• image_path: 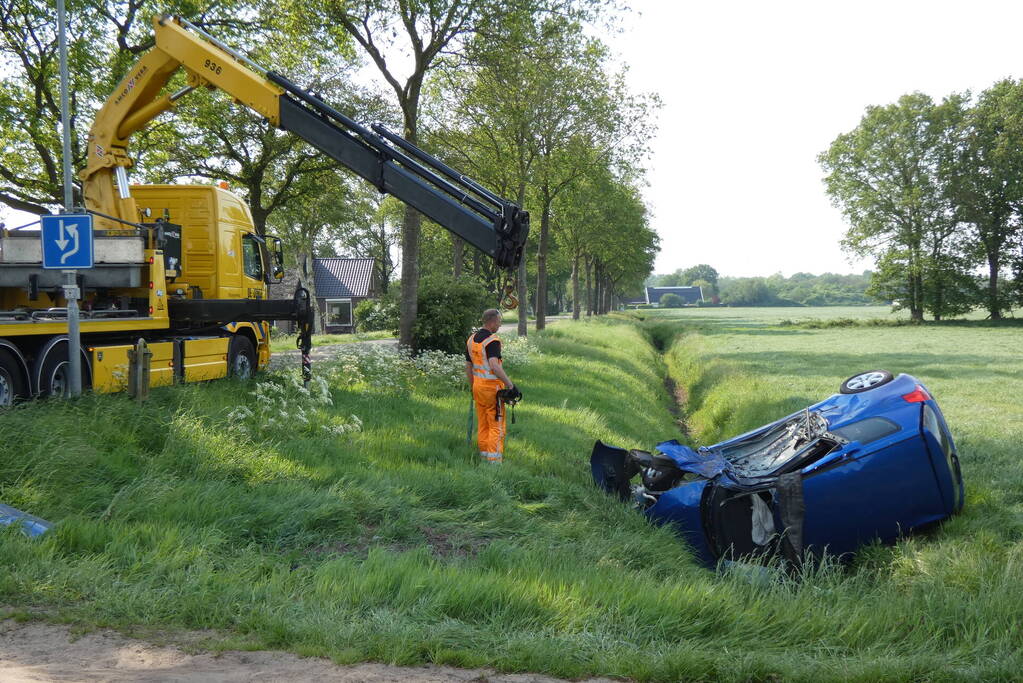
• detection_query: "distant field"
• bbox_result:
[2,309,1021,680]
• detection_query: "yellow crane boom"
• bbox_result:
[80,15,528,268]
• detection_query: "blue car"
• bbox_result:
[591,371,964,567]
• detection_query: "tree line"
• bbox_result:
[647,265,876,307]
[0,0,659,342]
[820,83,1023,321]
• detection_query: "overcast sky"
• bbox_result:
[617,0,1023,277]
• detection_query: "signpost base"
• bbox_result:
[63,270,81,397]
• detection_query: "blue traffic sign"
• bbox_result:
[41,214,93,269]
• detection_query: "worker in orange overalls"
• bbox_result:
[465,308,515,464]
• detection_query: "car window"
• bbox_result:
[831,417,900,445]
[242,234,263,281]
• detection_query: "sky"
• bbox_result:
[616,0,1023,277]
[5,1,1023,278]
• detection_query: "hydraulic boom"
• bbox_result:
[81,15,529,269]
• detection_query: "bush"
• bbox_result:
[412,275,492,354]
[355,293,399,333]
[659,293,684,308]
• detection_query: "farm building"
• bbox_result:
[313,257,379,333]
[645,285,703,306]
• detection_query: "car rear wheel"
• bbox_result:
[840,370,894,394]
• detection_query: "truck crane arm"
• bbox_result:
[81,15,529,269]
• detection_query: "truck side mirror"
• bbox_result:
[270,236,285,281]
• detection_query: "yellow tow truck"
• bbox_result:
[0,15,528,404]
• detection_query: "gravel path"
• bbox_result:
[0,619,614,682]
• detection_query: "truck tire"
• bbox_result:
[0,347,28,407]
[227,335,256,379]
[34,337,92,397]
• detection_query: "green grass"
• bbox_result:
[2,310,1021,680]
[269,330,395,352]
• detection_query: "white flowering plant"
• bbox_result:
[226,371,362,438]
[320,335,539,393]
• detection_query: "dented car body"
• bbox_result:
[591,372,964,566]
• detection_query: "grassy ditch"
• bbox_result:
[2,313,1020,680]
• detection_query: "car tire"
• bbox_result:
[839,370,894,394]
[0,347,28,407]
[227,335,256,379]
[35,337,92,397]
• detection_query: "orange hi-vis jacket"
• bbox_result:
[467,331,505,462]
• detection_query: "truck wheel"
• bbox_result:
[228,335,256,379]
[0,348,28,407]
[35,337,92,398]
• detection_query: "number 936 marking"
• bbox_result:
[203,58,223,75]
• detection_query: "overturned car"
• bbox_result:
[592,371,964,567]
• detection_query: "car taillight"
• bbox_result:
[902,385,931,403]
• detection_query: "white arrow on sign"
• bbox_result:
[57,219,80,265]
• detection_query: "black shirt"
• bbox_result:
[464,328,502,362]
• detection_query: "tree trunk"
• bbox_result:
[398,113,421,350]
[250,204,269,238]
[571,252,580,320]
[399,205,421,349]
[304,250,324,334]
[594,262,602,315]
[515,183,528,337]
[452,236,463,279]
[516,256,528,336]
[535,193,551,331]
[986,251,1002,320]
[378,220,390,294]
[585,256,593,317]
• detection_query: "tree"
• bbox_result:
[325,0,512,349]
[720,277,774,306]
[659,292,682,308]
[820,93,968,321]
[946,79,1023,320]
[266,171,377,333]
[342,195,402,293]
[680,264,718,288]
[0,0,257,215]
[436,10,656,333]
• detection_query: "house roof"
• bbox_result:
[646,286,703,304]
[313,257,375,298]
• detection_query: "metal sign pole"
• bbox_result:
[56,0,81,396]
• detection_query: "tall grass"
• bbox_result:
[1,312,1021,680]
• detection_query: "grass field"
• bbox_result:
[2,308,1021,680]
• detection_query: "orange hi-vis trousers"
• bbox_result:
[473,378,506,462]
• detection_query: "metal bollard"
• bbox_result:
[127,337,152,400]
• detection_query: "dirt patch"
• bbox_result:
[0,619,617,682]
